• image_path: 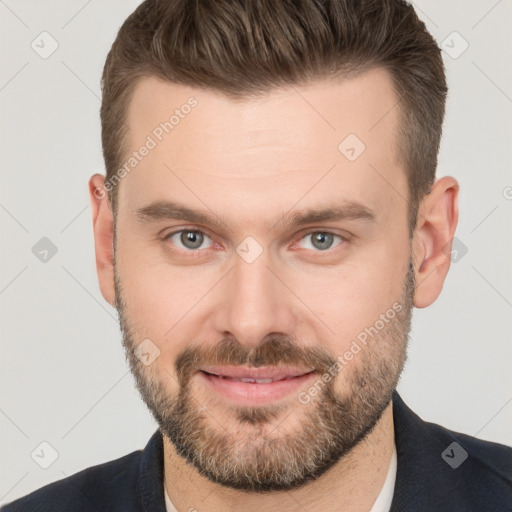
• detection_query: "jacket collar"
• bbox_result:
[389,390,470,511]
[137,427,166,512]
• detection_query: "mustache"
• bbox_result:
[175,334,337,387]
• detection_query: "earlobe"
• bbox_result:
[88,174,116,307]
[412,176,459,308]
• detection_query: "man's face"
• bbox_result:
[113,68,414,491]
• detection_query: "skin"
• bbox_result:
[88,67,458,511]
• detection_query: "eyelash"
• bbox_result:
[162,228,346,255]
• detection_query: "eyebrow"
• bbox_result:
[283,202,376,228]
[134,201,230,231]
[133,200,376,232]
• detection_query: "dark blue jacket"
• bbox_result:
[2,391,511,511]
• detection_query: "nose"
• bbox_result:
[212,249,296,349]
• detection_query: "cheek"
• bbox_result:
[295,248,408,352]
[115,237,175,339]
[116,236,218,350]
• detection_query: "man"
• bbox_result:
[2,0,511,511]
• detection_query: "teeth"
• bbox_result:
[223,377,275,383]
[207,372,311,382]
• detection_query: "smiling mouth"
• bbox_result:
[196,365,317,405]
[200,370,315,384]
[199,364,315,381]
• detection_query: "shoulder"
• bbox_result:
[425,419,512,510]
[391,391,512,511]
[430,419,512,477]
[1,450,142,512]
[426,416,512,493]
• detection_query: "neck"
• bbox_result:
[162,400,395,512]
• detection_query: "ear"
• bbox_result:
[88,174,116,308]
[411,176,459,308]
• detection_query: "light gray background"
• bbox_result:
[1,0,511,504]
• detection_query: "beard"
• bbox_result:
[114,256,415,493]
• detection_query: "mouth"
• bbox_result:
[200,365,314,381]
[197,366,317,405]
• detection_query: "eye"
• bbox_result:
[298,231,344,251]
[165,229,213,251]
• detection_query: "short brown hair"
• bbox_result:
[100,0,446,233]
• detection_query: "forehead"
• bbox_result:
[119,68,406,229]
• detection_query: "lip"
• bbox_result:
[197,366,317,406]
